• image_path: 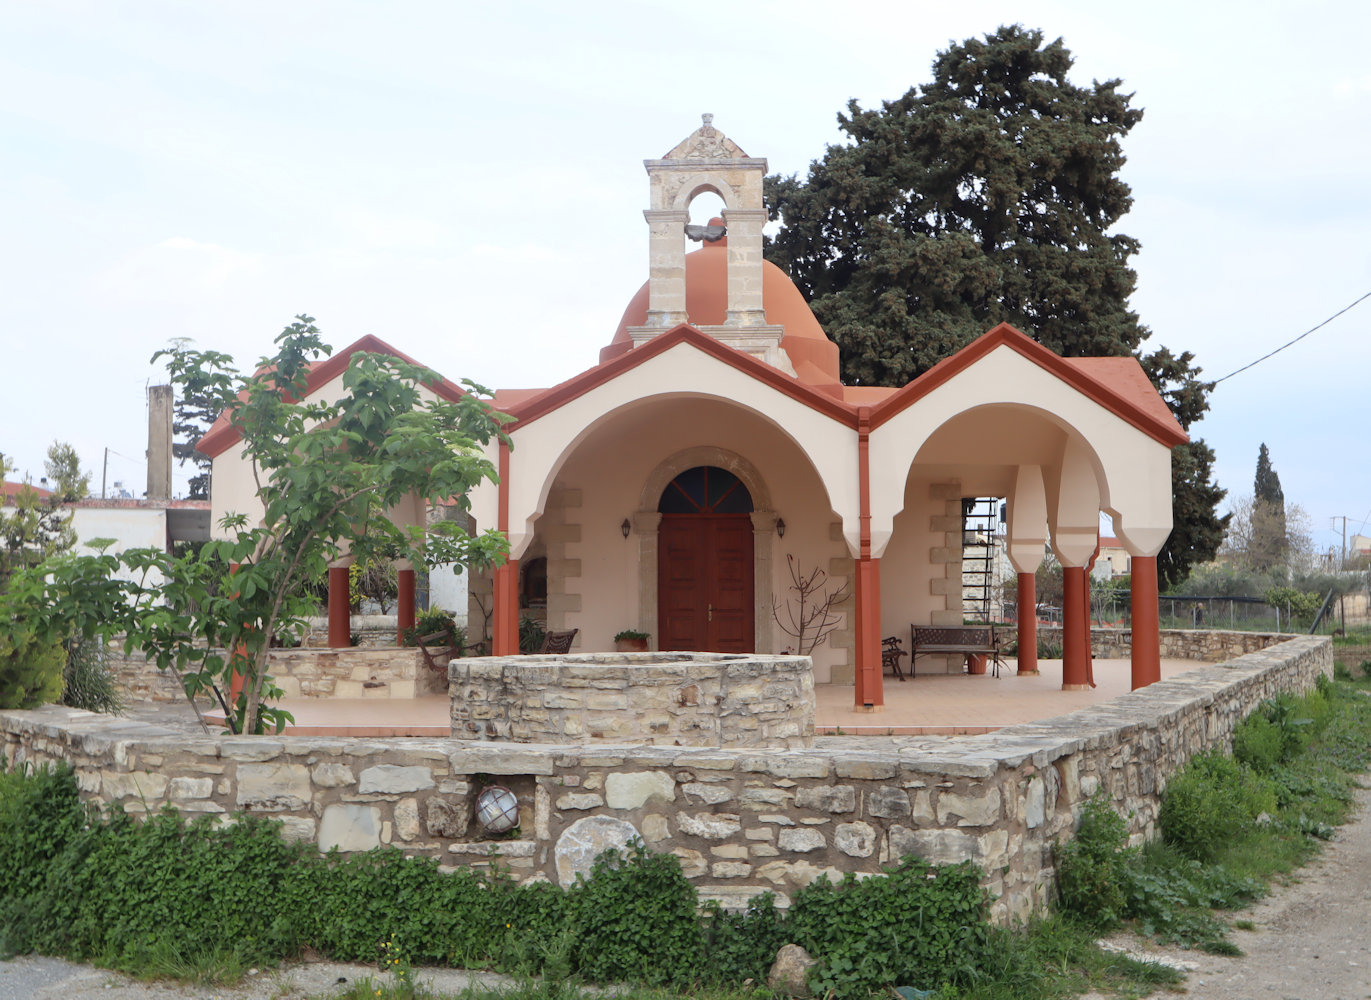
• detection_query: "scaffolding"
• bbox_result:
[961,497,1003,622]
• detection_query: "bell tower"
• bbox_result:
[627,115,789,371]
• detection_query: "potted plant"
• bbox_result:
[613,629,650,652]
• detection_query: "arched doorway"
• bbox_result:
[657,466,755,651]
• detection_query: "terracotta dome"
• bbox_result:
[600,230,842,391]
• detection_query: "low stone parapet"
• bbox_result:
[0,636,1331,925]
[449,652,814,747]
[271,647,447,699]
[110,641,447,702]
[1017,627,1291,662]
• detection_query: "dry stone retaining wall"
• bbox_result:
[0,636,1330,923]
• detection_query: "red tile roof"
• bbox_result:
[196,335,469,459]
[2,479,52,502]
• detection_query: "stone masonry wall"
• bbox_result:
[112,644,447,702]
[449,652,814,747]
[1019,627,1293,662]
[1,636,1330,923]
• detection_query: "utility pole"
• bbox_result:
[1331,515,1353,634]
[1331,515,1350,570]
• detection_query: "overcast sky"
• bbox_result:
[2,0,1368,560]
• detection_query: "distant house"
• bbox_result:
[1,479,53,503]
[1093,536,1132,579]
[66,498,210,556]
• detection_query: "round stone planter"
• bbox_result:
[449,651,814,747]
[613,637,649,652]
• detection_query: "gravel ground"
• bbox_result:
[0,957,513,999]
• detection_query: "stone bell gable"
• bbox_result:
[632,115,782,361]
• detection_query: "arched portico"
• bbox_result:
[484,374,851,663]
[873,384,1174,698]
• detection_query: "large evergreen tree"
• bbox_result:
[764,24,1226,587]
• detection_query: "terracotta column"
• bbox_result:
[853,556,884,710]
[1016,572,1038,675]
[396,568,416,643]
[1061,566,1090,690]
[853,405,883,710]
[327,565,351,648]
[492,560,520,655]
[1130,555,1161,689]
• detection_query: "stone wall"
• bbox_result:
[449,652,814,747]
[1,636,1330,923]
[1011,627,1292,662]
[112,643,448,702]
[272,648,448,699]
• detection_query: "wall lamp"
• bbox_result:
[621,518,632,539]
[776,517,786,538]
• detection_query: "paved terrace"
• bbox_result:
[192,657,1197,738]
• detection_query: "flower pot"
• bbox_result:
[614,637,649,652]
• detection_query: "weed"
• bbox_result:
[1055,795,1131,930]
[1159,750,1277,861]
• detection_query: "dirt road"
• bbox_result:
[1089,785,1371,1000]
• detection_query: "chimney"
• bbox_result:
[147,384,173,500]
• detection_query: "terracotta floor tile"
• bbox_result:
[205,657,1201,738]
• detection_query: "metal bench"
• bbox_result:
[539,628,578,654]
[909,625,1003,677]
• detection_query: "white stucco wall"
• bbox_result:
[514,394,849,680]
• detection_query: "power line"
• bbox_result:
[1213,290,1371,385]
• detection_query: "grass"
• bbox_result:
[129,939,254,987]
[333,979,775,1000]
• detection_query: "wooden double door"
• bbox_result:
[658,514,754,652]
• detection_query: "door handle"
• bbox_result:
[707,603,713,622]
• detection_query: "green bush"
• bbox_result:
[567,841,703,987]
[786,855,987,997]
[400,608,464,653]
[1160,751,1277,861]
[1233,712,1286,773]
[0,761,89,956]
[1235,692,1331,775]
[1264,586,1321,628]
[0,630,64,709]
[702,892,788,985]
[1055,795,1131,929]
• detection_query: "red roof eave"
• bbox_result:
[868,323,1189,448]
[502,324,858,430]
[196,334,468,459]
